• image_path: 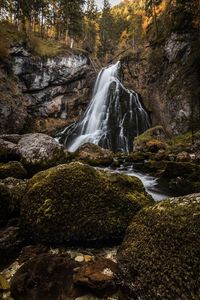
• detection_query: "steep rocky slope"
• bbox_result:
[0,43,95,135]
[122,31,199,136]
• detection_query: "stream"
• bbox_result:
[101,164,170,201]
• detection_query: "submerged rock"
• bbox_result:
[117,193,200,300]
[16,133,66,174]
[21,162,153,244]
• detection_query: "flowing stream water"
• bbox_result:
[102,165,170,201]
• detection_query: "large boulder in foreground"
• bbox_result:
[117,193,200,300]
[21,162,153,244]
[16,133,66,174]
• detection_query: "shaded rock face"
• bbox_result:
[11,49,94,127]
[0,70,29,135]
[10,253,74,300]
[117,193,200,300]
[123,33,199,135]
[21,162,154,245]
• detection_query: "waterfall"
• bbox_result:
[57,61,150,153]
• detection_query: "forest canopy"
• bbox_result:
[0,0,199,60]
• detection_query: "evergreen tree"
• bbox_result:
[98,0,115,58]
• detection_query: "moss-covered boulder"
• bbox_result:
[0,177,27,219]
[75,143,113,166]
[17,133,66,175]
[118,193,200,300]
[134,126,167,153]
[21,162,154,244]
[0,161,27,179]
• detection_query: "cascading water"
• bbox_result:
[57,61,150,152]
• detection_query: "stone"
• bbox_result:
[0,70,28,135]
[0,177,27,221]
[17,133,66,174]
[10,253,74,300]
[117,193,200,300]
[75,143,113,166]
[0,274,10,291]
[176,151,191,162]
[0,226,23,269]
[0,138,19,162]
[133,126,167,153]
[74,259,117,297]
[0,184,11,227]
[0,161,27,179]
[21,162,154,244]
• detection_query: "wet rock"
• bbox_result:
[117,193,200,300]
[10,253,74,300]
[0,226,23,269]
[17,133,66,174]
[75,143,113,166]
[74,259,117,297]
[21,162,154,244]
[0,161,27,179]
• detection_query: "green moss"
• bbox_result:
[118,194,200,299]
[21,162,154,244]
[134,126,167,153]
[0,161,27,179]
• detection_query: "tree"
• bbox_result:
[84,0,98,52]
[145,0,161,38]
[98,0,115,58]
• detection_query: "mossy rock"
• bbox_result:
[75,143,113,166]
[162,161,200,180]
[21,162,154,245]
[0,161,27,179]
[118,193,200,300]
[0,177,27,218]
[134,126,167,153]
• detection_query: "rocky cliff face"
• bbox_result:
[123,32,199,136]
[0,45,95,135]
